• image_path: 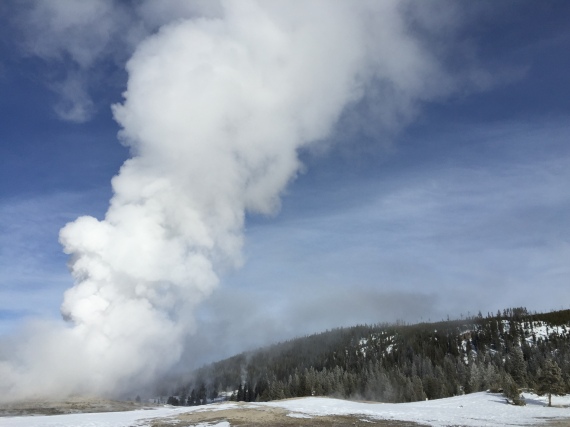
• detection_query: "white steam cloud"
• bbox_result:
[1,1,471,400]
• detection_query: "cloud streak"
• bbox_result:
[222,119,570,328]
[11,0,220,122]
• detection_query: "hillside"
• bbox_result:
[170,308,570,405]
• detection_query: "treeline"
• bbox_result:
[168,308,570,405]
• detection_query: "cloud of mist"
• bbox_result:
[12,0,222,122]
[1,1,483,400]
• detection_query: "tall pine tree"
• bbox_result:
[536,359,566,407]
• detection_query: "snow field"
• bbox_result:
[0,392,569,427]
[264,392,570,427]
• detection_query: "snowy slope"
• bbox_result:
[0,393,569,427]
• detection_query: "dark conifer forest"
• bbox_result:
[167,308,570,406]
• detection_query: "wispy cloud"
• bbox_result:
[210,119,570,338]
[9,0,223,123]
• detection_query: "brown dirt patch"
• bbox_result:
[0,396,151,417]
[150,402,429,427]
[539,420,570,427]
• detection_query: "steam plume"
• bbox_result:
[1,1,464,400]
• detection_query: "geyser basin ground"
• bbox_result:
[1,392,570,427]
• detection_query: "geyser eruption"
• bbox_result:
[1,1,459,400]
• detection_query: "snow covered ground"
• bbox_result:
[0,405,198,427]
[264,392,570,426]
[0,392,569,427]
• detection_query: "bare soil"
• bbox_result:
[0,396,150,417]
[150,402,429,427]
[541,420,570,427]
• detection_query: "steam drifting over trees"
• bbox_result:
[173,309,570,406]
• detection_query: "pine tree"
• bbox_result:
[536,359,566,407]
[198,383,207,405]
[509,346,527,387]
[166,396,180,406]
[237,383,244,401]
[468,361,482,393]
[503,373,525,406]
[189,389,197,406]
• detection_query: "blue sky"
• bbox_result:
[1,1,570,365]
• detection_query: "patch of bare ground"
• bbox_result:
[150,402,429,427]
[0,396,152,417]
[540,419,570,427]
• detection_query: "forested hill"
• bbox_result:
[168,308,570,405]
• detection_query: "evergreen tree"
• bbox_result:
[198,383,207,405]
[468,361,482,393]
[424,375,444,400]
[189,389,197,406]
[503,373,525,406]
[509,346,527,387]
[536,359,566,407]
[237,383,244,401]
[411,375,427,401]
[166,396,180,406]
